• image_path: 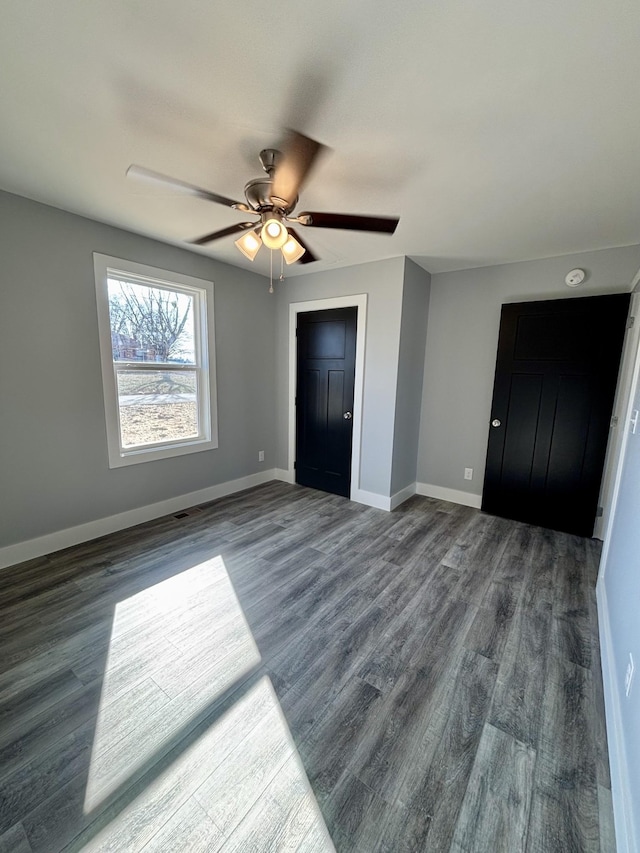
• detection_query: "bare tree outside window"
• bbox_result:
[108,280,195,364]
[106,278,200,447]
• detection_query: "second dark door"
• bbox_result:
[296,307,357,497]
[482,293,630,537]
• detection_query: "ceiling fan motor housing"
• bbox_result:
[243,148,297,215]
[244,177,296,215]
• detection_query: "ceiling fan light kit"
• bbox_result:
[261,216,288,249]
[127,130,399,288]
[234,228,262,261]
[281,233,306,264]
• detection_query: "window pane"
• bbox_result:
[107,279,196,364]
[116,370,199,448]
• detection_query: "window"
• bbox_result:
[94,254,217,467]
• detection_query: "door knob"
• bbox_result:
[343,412,352,420]
[491,419,501,428]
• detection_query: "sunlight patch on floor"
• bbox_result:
[81,676,334,852]
[84,556,261,813]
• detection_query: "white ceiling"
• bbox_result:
[1,0,639,277]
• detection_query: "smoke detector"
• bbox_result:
[565,268,586,287]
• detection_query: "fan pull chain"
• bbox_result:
[279,252,284,283]
[269,249,273,294]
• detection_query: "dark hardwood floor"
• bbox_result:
[0,482,614,852]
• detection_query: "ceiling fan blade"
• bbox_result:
[287,227,318,264]
[297,211,399,234]
[190,222,256,246]
[127,164,246,209]
[270,130,326,209]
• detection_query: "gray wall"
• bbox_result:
[275,257,406,497]
[391,258,430,495]
[597,282,640,853]
[417,245,640,496]
[0,190,276,547]
[600,310,640,847]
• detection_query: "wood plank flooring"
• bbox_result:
[0,482,614,851]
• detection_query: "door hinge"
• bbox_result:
[611,415,619,428]
[628,316,635,329]
[596,506,604,517]
[294,461,297,470]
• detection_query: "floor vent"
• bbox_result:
[173,512,189,519]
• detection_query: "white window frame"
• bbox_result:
[94,253,218,468]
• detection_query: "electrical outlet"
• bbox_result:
[625,653,634,697]
[258,450,265,462]
[464,468,473,481]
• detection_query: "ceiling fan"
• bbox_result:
[126,130,399,266]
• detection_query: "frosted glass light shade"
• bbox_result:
[235,230,262,261]
[282,234,305,264]
[261,218,288,250]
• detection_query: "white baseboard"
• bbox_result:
[596,581,637,853]
[352,489,391,511]
[415,482,482,509]
[275,472,409,513]
[0,469,278,571]
[390,483,417,510]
